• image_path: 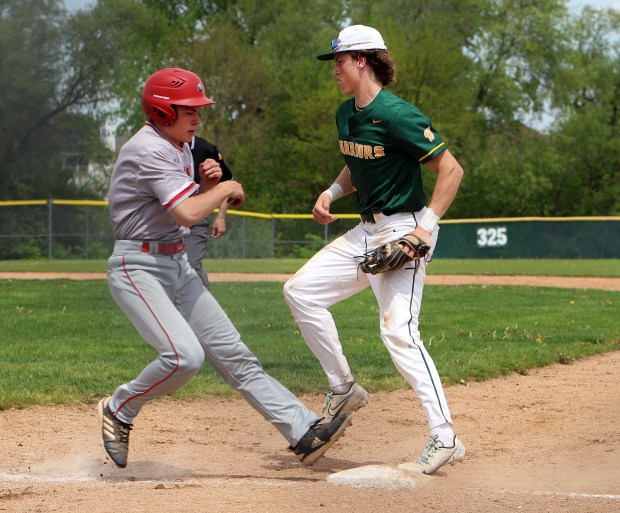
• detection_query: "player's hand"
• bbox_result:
[199,159,223,189]
[211,217,226,239]
[224,181,245,208]
[312,192,338,225]
[401,226,431,257]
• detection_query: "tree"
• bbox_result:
[6,0,616,219]
[120,0,350,212]
[547,7,620,215]
[0,0,110,199]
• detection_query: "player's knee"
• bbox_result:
[167,345,205,376]
[283,277,302,306]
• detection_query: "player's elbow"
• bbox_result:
[452,162,464,183]
[441,156,464,187]
[170,210,199,228]
[170,203,203,228]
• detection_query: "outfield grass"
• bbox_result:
[0,258,619,276]
[0,279,617,409]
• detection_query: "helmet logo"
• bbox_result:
[197,83,203,92]
[153,94,170,100]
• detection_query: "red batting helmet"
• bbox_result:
[142,68,214,126]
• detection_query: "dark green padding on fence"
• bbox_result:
[434,219,620,259]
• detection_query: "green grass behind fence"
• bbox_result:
[0,279,617,409]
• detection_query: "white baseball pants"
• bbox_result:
[284,211,452,429]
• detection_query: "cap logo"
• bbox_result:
[319,26,387,60]
[424,127,435,142]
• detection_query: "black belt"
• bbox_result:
[141,241,186,254]
[360,212,377,223]
[360,212,407,223]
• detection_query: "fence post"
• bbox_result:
[47,199,53,260]
[242,216,246,258]
[271,217,276,258]
[85,208,90,259]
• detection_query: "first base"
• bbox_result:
[327,465,430,489]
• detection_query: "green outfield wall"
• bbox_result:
[434,218,619,259]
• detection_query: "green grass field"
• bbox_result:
[1,258,619,276]
[1,260,617,410]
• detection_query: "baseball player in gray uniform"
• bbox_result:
[99,67,350,469]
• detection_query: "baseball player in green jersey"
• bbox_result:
[284,25,465,475]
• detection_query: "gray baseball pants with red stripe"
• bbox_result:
[106,240,318,446]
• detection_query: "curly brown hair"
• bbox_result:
[350,50,396,86]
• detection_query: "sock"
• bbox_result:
[331,382,353,395]
[431,422,455,447]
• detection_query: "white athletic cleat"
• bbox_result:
[319,382,369,424]
[398,435,466,475]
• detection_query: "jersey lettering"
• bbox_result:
[339,140,385,160]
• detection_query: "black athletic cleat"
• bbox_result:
[290,412,352,466]
[98,396,132,468]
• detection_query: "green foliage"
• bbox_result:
[283,233,325,259]
[0,0,114,200]
[6,240,43,260]
[2,0,619,218]
[0,279,617,408]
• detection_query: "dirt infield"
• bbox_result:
[1,351,618,513]
[1,274,618,512]
[1,272,619,290]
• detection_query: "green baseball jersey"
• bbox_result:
[336,88,446,214]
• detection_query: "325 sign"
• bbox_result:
[476,227,508,247]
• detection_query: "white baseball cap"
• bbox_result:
[317,25,387,61]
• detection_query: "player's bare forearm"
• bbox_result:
[171,181,244,227]
[424,150,463,218]
[217,198,229,217]
[334,166,354,195]
[212,200,229,238]
[408,150,463,245]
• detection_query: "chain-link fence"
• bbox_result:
[0,200,361,260]
[1,200,619,259]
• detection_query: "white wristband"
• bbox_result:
[323,183,343,201]
[419,207,440,233]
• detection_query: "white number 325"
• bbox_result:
[477,227,508,247]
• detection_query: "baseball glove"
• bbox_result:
[359,233,430,275]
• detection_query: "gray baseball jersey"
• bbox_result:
[109,123,198,241]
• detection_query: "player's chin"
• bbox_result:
[338,83,352,95]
